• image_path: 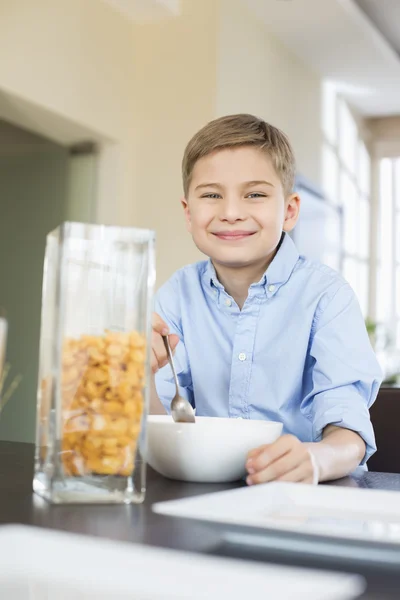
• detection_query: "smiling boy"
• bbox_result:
[150,114,382,485]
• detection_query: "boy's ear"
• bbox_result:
[283,193,300,233]
[181,197,192,232]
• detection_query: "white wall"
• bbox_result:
[132,0,218,286]
[216,0,322,187]
[0,0,137,225]
[0,0,325,287]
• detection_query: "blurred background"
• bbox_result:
[0,0,399,442]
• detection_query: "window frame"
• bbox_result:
[322,86,372,317]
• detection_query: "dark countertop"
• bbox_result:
[1,441,400,599]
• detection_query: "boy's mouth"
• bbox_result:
[211,231,257,241]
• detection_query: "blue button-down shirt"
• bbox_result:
[155,233,382,464]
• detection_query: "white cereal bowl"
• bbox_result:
[146,415,283,483]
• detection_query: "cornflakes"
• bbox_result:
[59,330,146,477]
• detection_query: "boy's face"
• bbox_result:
[182,146,300,269]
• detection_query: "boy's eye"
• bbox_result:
[201,193,221,199]
[247,192,267,199]
[200,192,267,200]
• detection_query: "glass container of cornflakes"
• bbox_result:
[33,222,155,504]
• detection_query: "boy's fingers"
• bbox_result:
[246,435,300,472]
[247,448,302,484]
[151,349,161,373]
[152,313,169,335]
[168,334,180,351]
[277,461,315,484]
[152,332,169,369]
[247,445,269,461]
[151,332,180,373]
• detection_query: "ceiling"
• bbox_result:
[100,0,400,118]
[354,0,400,55]
[244,0,400,117]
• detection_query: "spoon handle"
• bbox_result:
[162,335,180,394]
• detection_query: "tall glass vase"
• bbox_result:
[34,222,155,504]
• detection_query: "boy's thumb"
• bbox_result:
[169,334,180,351]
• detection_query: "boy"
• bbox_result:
[150,114,382,485]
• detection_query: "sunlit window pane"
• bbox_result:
[377,262,392,323]
[323,252,341,271]
[377,159,391,262]
[397,266,400,318]
[340,172,358,255]
[343,257,359,295]
[323,208,342,271]
[359,198,370,260]
[377,159,393,323]
[325,211,341,247]
[397,212,400,264]
[358,262,369,317]
[358,141,371,196]
[343,258,368,317]
[338,100,358,175]
[376,264,386,322]
[322,144,339,204]
[396,158,400,210]
[322,82,337,145]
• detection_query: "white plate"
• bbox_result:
[153,482,400,566]
[0,525,363,600]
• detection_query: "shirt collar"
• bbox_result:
[203,233,299,298]
[265,233,300,288]
[205,260,222,290]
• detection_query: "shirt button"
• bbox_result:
[238,352,246,361]
[268,284,275,292]
[225,298,232,307]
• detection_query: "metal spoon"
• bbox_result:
[162,335,195,423]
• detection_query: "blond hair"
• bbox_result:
[182,114,296,197]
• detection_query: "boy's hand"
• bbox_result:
[151,313,180,374]
[245,434,318,486]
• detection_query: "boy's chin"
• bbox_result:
[193,241,271,269]
[210,254,267,269]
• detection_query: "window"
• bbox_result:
[376,158,400,347]
[321,83,371,317]
[338,101,358,175]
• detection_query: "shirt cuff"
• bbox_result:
[312,401,376,466]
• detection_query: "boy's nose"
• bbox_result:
[219,197,246,222]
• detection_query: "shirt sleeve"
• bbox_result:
[153,276,194,413]
[302,283,383,465]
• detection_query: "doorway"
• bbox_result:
[0,119,97,442]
